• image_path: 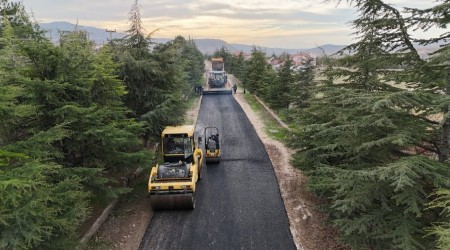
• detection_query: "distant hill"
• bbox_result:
[38,21,347,56]
[39,22,171,45]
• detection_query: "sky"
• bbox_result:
[19,0,437,49]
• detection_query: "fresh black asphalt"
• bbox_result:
[139,94,296,250]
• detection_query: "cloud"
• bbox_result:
[20,0,437,48]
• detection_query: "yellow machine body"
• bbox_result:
[148,125,203,209]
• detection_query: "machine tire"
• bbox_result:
[190,193,196,209]
[197,156,203,180]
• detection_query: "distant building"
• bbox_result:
[290,52,317,68]
[267,57,282,70]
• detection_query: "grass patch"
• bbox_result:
[186,93,200,110]
[243,93,290,142]
[245,93,263,112]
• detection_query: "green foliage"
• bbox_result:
[0,0,34,40]
[266,58,293,110]
[427,189,450,250]
[313,156,450,249]
[0,151,91,250]
[0,18,35,144]
[408,1,450,248]
[288,0,450,249]
[115,3,201,140]
[179,37,205,86]
[124,0,150,58]
[290,57,315,110]
[0,3,152,248]
[243,48,269,94]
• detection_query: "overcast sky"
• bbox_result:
[19,0,436,49]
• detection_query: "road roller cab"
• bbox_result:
[148,125,203,209]
[204,127,221,163]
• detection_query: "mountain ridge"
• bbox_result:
[38,21,347,55]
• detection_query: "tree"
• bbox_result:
[243,47,268,94]
[166,36,204,87]
[0,0,34,40]
[231,51,246,79]
[0,17,90,250]
[407,1,450,248]
[267,58,293,110]
[289,0,450,248]
[290,57,315,110]
[116,0,188,141]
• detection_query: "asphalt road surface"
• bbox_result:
[139,93,295,250]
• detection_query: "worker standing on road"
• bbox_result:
[232,84,237,94]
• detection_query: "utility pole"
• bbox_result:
[106,29,116,42]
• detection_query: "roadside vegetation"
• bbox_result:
[0,0,204,248]
[220,0,450,249]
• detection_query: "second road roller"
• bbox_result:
[148,125,204,209]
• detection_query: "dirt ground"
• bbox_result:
[87,78,346,250]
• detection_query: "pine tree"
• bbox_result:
[289,0,450,248]
[407,1,450,248]
[267,58,293,110]
[257,64,277,101]
[243,47,268,94]
[290,56,315,110]
[0,17,90,250]
[232,52,246,79]
[0,0,34,41]
[116,0,189,142]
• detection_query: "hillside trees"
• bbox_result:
[288,0,450,248]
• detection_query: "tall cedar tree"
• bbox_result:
[290,57,315,111]
[407,1,450,248]
[289,0,450,249]
[1,1,151,247]
[117,0,187,141]
[258,64,278,102]
[267,58,293,110]
[0,0,34,41]
[243,48,268,94]
[231,52,246,80]
[0,16,90,249]
[163,36,204,87]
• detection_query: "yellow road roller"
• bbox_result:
[204,127,221,163]
[148,125,203,209]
